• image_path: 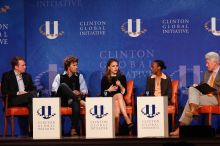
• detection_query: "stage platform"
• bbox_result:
[1,136,220,146]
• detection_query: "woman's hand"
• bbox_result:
[116,80,125,94]
[116,80,121,87]
[108,85,118,92]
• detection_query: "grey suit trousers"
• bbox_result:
[179,87,218,125]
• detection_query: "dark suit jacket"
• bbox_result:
[200,69,220,97]
[146,74,172,104]
[1,70,36,98]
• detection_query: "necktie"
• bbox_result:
[207,72,215,96]
[209,72,215,87]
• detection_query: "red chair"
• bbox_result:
[199,95,220,125]
[4,99,29,137]
[123,80,135,121]
[168,80,179,130]
[1,82,29,137]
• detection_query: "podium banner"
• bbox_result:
[137,96,168,138]
[33,98,61,139]
[86,97,115,138]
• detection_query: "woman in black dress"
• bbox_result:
[101,58,133,134]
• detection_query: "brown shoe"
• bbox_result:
[70,129,78,136]
[170,127,179,136]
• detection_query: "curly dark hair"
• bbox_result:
[63,55,78,71]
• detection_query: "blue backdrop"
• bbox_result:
[1,0,220,136]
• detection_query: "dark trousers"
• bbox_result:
[8,91,37,133]
[57,83,80,129]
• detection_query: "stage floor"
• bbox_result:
[1,136,220,146]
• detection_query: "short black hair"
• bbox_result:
[153,60,167,70]
[11,56,25,69]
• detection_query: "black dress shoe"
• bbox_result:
[127,123,134,130]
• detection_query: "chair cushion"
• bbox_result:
[6,107,29,116]
[61,106,85,115]
[199,106,220,114]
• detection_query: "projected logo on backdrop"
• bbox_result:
[141,104,160,118]
[90,105,108,119]
[205,17,220,36]
[121,19,147,37]
[0,5,10,13]
[37,106,56,119]
[39,21,64,39]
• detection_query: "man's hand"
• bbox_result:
[192,84,198,87]
[73,90,81,97]
[17,91,28,95]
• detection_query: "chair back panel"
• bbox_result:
[123,80,134,106]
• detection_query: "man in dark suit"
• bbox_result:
[1,56,37,136]
[170,52,220,136]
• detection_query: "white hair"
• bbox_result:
[205,52,220,63]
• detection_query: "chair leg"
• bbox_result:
[128,113,132,121]
[80,118,83,136]
[11,116,14,137]
[208,113,212,126]
[83,116,86,136]
[4,116,7,137]
[172,113,175,131]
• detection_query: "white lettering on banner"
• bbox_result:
[99,49,154,79]
[99,49,154,59]
[36,0,82,8]
[0,24,8,45]
[161,18,190,34]
[79,21,106,36]
[0,24,8,30]
[0,39,8,45]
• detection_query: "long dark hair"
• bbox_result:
[104,58,121,82]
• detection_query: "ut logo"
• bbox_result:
[89,105,108,119]
[205,17,220,36]
[39,21,64,39]
[141,104,160,118]
[121,19,147,37]
[37,106,56,119]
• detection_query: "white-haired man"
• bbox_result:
[170,51,220,136]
